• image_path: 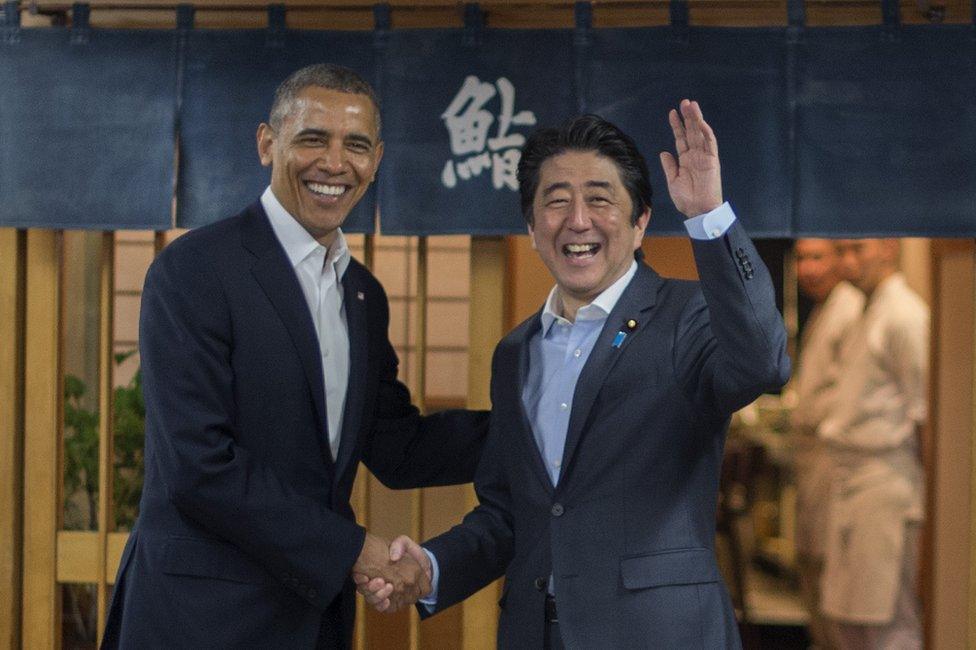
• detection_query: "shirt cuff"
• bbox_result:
[418,548,440,612]
[683,201,736,240]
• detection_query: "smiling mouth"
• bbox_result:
[563,243,600,258]
[305,181,348,198]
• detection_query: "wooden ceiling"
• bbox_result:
[13,0,975,30]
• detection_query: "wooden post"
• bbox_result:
[462,236,507,648]
[22,230,63,649]
[0,229,26,649]
[96,233,116,643]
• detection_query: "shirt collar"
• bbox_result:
[261,186,351,279]
[539,260,639,335]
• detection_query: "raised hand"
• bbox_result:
[351,533,431,613]
[659,99,723,219]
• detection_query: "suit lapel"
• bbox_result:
[558,265,662,488]
[241,203,334,470]
[333,270,367,484]
[510,315,556,495]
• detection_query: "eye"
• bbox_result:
[546,198,569,207]
[588,195,610,205]
[347,141,371,153]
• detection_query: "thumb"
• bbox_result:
[389,535,410,562]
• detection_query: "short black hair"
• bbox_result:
[516,114,652,226]
[269,63,381,134]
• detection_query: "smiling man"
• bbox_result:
[358,104,791,648]
[100,64,488,649]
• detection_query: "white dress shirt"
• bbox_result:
[262,187,350,460]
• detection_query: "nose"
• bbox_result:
[567,200,591,231]
[317,142,346,175]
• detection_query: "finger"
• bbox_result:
[389,536,409,562]
[368,577,391,594]
[362,582,394,604]
[659,152,678,186]
[697,111,718,157]
[352,573,369,586]
[668,108,687,154]
[374,598,391,613]
[680,99,706,152]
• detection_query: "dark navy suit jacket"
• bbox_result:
[102,202,487,648]
[423,221,790,648]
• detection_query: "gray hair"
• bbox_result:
[268,63,381,135]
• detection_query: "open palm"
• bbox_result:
[659,99,723,218]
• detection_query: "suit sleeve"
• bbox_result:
[141,243,364,611]
[360,278,490,489]
[411,347,515,614]
[673,219,791,416]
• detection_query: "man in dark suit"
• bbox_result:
[359,103,790,648]
[101,64,488,648]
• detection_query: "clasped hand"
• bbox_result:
[351,534,431,613]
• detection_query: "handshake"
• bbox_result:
[350,533,431,613]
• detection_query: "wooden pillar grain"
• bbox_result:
[22,230,63,649]
[95,233,116,643]
[463,236,507,648]
[927,240,976,650]
[0,229,26,649]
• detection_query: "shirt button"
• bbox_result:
[534,577,548,591]
[551,503,564,517]
[553,459,561,468]
[710,228,722,238]
[573,348,582,358]
[559,403,568,411]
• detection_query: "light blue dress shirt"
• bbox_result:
[420,202,737,607]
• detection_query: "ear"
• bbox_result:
[369,140,385,183]
[632,208,651,249]
[527,223,538,250]
[256,123,274,167]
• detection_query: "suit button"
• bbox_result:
[735,247,746,259]
[307,588,317,600]
[551,503,564,517]
[534,577,548,591]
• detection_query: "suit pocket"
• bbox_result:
[162,536,268,585]
[620,547,719,590]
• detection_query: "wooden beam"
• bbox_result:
[0,229,26,650]
[927,239,975,650]
[95,232,116,644]
[411,237,428,650]
[462,236,507,649]
[55,531,129,584]
[22,229,63,650]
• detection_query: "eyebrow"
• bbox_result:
[293,128,375,148]
[540,180,614,196]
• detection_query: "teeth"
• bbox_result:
[307,182,346,197]
[565,243,597,253]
